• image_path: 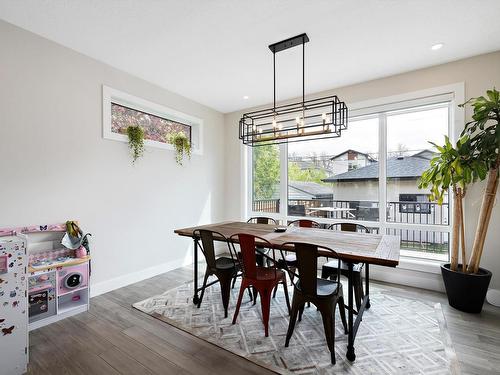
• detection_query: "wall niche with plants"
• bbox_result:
[103,86,202,166]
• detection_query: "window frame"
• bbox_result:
[245,83,465,262]
[102,85,203,155]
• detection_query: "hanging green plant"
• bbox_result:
[167,132,191,165]
[126,125,145,163]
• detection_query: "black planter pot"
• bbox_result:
[441,263,492,313]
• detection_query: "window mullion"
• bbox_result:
[279,142,288,224]
[379,113,388,234]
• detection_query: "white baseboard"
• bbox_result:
[90,256,192,297]
[370,264,445,292]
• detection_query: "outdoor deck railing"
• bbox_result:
[252,199,449,226]
[252,198,449,255]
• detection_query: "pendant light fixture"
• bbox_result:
[239,33,348,146]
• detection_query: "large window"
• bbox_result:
[248,88,458,261]
[287,117,379,224]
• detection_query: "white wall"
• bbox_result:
[224,51,500,291]
[0,20,225,295]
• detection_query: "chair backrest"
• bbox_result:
[288,219,320,228]
[247,217,278,225]
[327,222,370,233]
[281,242,341,296]
[193,229,233,270]
[230,233,275,280]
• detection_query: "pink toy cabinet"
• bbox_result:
[20,224,91,330]
[0,236,28,375]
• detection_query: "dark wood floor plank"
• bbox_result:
[123,325,221,375]
[26,264,500,375]
[75,313,190,375]
[99,346,156,375]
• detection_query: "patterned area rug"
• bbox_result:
[133,278,459,374]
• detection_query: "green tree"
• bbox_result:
[288,162,328,184]
[253,144,280,199]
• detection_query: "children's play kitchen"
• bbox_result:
[0,221,91,375]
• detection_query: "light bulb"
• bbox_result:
[272,119,277,129]
[322,113,327,120]
[278,123,282,130]
[296,116,300,124]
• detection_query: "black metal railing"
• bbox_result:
[252,199,449,226]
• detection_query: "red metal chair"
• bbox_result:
[230,233,291,337]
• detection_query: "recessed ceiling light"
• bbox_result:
[243,95,249,100]
[431,43,444,51]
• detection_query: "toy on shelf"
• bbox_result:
[0,220,92,331]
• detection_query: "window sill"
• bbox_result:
[397,257,443,274]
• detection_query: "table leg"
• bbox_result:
[193,238,200,305]
[346,262,356,361]
[365,263,371,309]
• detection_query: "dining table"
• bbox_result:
[174,220,400,362]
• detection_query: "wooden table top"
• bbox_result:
[175,221,400,267]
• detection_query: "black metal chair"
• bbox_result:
[281,242,347,365]
[278,219,321,283]
[194,229,241,318]
[321,223,370,310]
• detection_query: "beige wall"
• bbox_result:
[225,51,500,289]
[0,20,226,294]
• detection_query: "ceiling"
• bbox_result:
[1,0,500,113]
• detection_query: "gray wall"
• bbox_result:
[0,20,225,294]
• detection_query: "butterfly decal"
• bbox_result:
[2,326,14,335]
[0,318,5,323]
[0,278,4,284]
[39,225,48,231]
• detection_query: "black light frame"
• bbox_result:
[239,33,348,146]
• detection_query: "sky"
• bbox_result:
[288,105,449,158]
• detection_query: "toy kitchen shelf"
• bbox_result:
[14,224,91,331]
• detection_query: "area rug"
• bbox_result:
[133,278,460,374]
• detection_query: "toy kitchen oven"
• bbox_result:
[1,223,91,331]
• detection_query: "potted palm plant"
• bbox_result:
[419,88,499,313]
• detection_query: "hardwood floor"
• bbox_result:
[27,266,500,375]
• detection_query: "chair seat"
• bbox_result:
[297,278,340,297]
[215,257,237,270]
[323,260,363,273]
[253,267,285,281]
